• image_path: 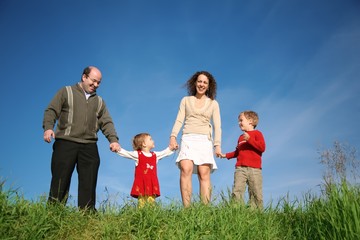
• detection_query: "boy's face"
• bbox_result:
[238,113,254,132]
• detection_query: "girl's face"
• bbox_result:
[195,74,209,95]
[238,113,254,132]
[143,135,155,149]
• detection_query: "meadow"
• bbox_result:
[1,180,359,240]
[1,141,359,239]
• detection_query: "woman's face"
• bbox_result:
[195,74,209,95]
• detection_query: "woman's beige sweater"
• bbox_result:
[170,96,221,146]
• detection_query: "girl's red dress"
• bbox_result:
[130,150,160,198]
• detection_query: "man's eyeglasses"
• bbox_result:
[86,75,101,85]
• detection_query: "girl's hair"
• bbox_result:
[185,71,217,100]
[240,111,259,128]
[132,133,150,150]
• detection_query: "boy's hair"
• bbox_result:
[240,111,259,128]
[132,133,150,150]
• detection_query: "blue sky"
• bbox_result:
[1,0,359,208]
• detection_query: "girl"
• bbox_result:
[117,133,174,207]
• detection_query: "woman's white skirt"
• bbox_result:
[176,134,218,174]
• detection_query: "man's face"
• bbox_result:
[81,69,102,94]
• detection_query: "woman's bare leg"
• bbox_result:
[197,164,211,205]
[179,160,193,208]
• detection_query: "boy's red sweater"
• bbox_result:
[225,130,266,169]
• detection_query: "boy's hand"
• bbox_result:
[243,132,250,141]
[219,153,226,158]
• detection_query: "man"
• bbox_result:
[43,66,121,210]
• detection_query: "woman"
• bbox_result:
[169,71,222,207]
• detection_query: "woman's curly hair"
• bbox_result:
[185,71,217,100]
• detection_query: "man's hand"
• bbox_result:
[110,142,121,152]
[44,129,55,143]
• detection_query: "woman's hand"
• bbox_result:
[169,136,178,150]
[214,145,222,157]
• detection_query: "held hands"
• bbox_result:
[214,146,227,159]
[214,145,222,158]
[169,136,178,151]
[44,129,55,143]
[110,142,121,152]
[217,132,250,159]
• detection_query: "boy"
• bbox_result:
[220,111,266,209]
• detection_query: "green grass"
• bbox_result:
[1,181,359,240]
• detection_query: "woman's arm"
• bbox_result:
[212,100,222,156]
[169,97,186,150]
